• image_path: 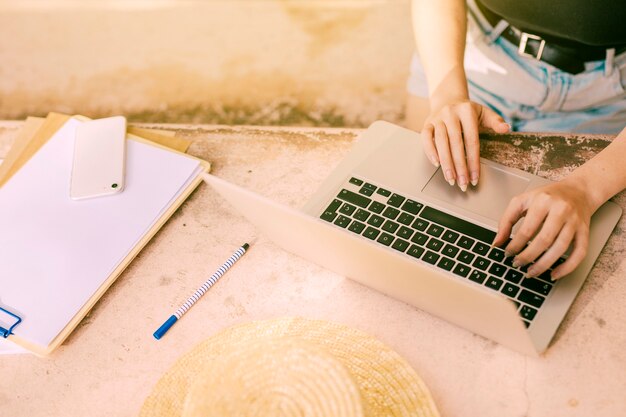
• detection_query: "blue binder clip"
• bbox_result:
[0,306,22,338]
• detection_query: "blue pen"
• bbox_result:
[153,243,250,340]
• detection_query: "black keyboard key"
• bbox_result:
[411,231,428,246]
[412,218,429,231]
[367,214,385,228]
[407,245,424,259]
[457,250,475,265]
[338,189,371,208]
[488,263,507,277]
[325,198,342,213]
[363,227,380,240]
[339,203,357,216]
[397,212,415,225]
[457,236,475,250]
[503,256,515,267]
[488,247,505,262]
[536,270,554,283]
[334,215,351,228]
[401,200,423,215]
[472,256,491,271]
[520,305,538,321]
[426,224,444,237]
[426,238,444,252]
[359,187,374,196]
[472,242,490,256]
[522,320,531,328]
[453,263,471,277]
[518,290,545,308]
[442,244,459,258]
[353,209,370,222]
[422,251,440,265]
[362,182,377,191]
[387,194,405,207]
[382,206,400,220]
[501,283,520,298]
[349,177,363,186]
[376,188,391,197]
[391,238,410,253]
[437,257,455,271]
[396,226,413,240]
[485,276,504,291]
[321,210,338,222]
[469,270,487,284]
[504,269,524,284]
[348,221,366,234]
[369,201,385,214]
[521,278,553,296]
[382,220,400,233]
[377,232,394,246]
[442,230,460,244]
[420,206,496,244]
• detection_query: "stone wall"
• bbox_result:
[0,0,415,126]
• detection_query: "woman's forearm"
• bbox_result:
[567,128,626,212]
[411,0,469,109]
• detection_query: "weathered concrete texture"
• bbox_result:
[0,0,414,126]
[0,123,625,417]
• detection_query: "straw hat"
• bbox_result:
[140,317,440,417]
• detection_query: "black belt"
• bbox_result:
[475,0,626,74]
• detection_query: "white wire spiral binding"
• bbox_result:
[174,245,247,319]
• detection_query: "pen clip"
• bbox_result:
[0,306,22,338]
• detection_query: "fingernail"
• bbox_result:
[458,175,468,192]
[551,271,561,281]
[526,267,537,277]
[512,259,521,268]
[431,156,440,167]
[504,251,513,257]
[505,123,512,131]
[470,171,479,186]
[445,170,455,186]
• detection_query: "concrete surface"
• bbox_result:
[0,0,414,126]
[0,122,625,417]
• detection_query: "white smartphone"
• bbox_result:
[70,116,127,200]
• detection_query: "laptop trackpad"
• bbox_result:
[421,163,531,221]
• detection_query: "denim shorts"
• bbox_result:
[407,0,626,134]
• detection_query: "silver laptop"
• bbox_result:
[202,121,621,356]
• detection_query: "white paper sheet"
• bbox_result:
[0,119,201,349]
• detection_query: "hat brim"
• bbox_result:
[140,317,440,417]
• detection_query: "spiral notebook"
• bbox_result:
[0,115,208,356]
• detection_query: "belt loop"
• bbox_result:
[487,20,509,45]
[605,48,615,77]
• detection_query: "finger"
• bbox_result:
[433,121,456,186]
[551,227,589,280]
[459,106,480,186]
[506,200,551,260]
[478,106,510,133]
[421,123,439,167]
[514,209,567,267]
[492,195,527,247]
[525,224,575,277]
[443,115,469,191]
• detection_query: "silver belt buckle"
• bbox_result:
[518,32,546,60]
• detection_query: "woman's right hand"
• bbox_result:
[421,100,510,191]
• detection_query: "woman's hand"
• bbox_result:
[421,100,510,191]
[492,179,595,280]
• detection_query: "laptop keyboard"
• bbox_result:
[320,177,564,328]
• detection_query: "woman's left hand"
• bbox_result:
[492,179,594,280]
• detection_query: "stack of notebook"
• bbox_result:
[0,113,210,356]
